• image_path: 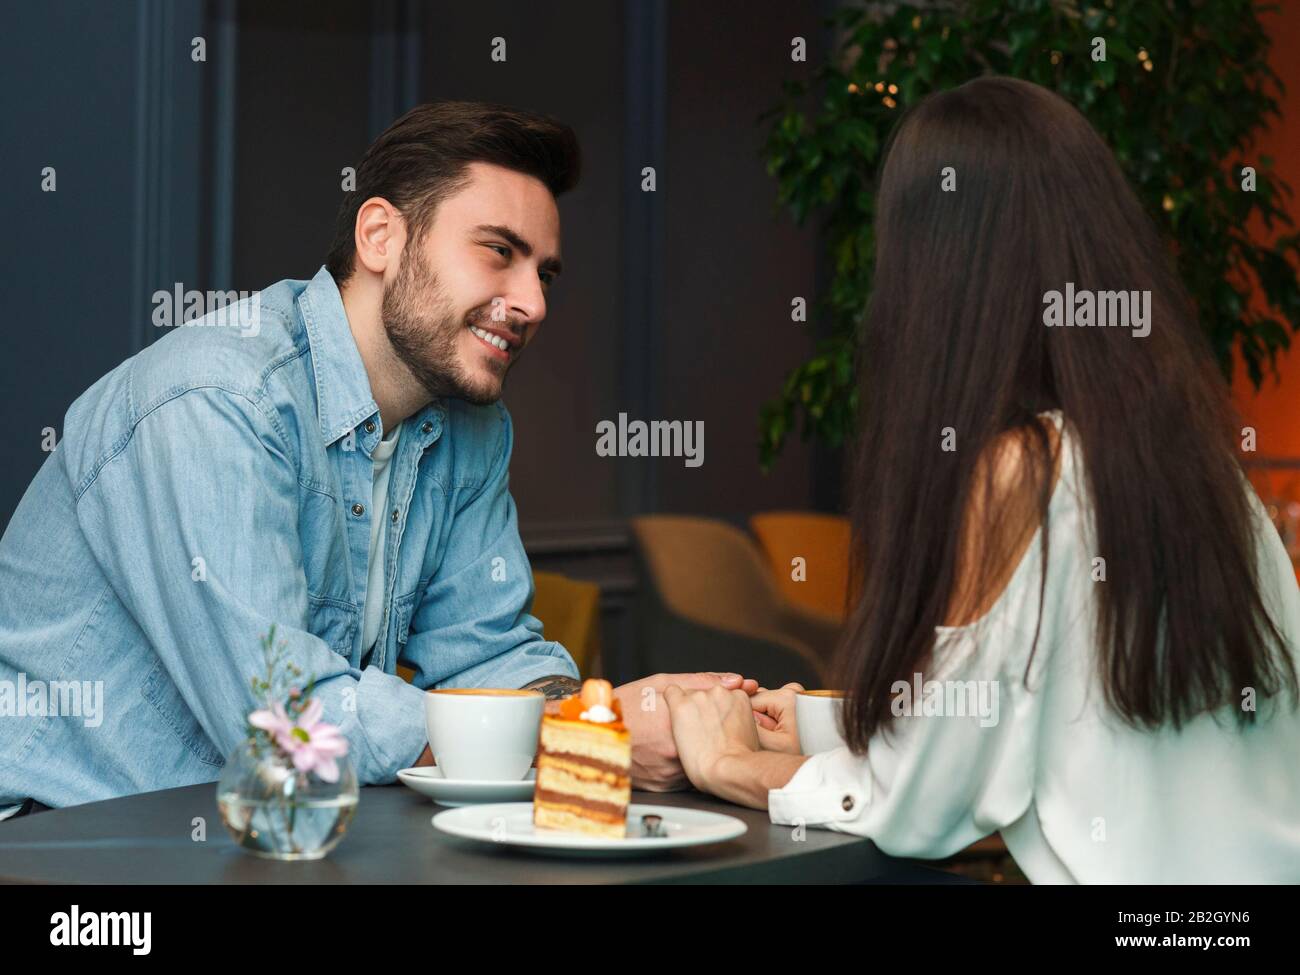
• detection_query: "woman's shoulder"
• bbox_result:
[942,412,1066,627]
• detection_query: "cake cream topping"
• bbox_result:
[568,678,621,724]
[579,703,617,723]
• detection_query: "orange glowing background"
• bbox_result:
[1232,8,1300,577]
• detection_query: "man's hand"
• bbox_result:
[612,672,760,792]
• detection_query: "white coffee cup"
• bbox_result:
[795,689,847,755]
[424,688,545,781]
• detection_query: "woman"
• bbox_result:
[664,76,1300,883]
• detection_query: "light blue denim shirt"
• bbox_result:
[0,265,576,816]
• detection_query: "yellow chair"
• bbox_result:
[396,570,602,684]
[528,570,602,677]
[749,512,852,622]
[630,516,835,687]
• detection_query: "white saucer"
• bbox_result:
[397,766,536,806]
[430,802,748,856]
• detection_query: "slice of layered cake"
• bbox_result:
[533,678,631,838]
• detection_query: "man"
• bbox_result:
[0,101,758,818]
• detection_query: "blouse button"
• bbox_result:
[841,795,855,812]
[390,508,399,524]
[364,420,376,434]
[421,420,433,434]
[351,503,365,517]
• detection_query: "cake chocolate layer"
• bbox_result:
[537,751,629,778]
[533,788,628,819]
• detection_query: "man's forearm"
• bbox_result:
[521,674,582,700]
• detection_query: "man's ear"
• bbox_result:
[353,196,405,277]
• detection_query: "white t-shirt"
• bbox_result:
[768,409,1300,882]
[362,421,402,656]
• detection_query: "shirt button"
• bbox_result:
[841,795,855,812]
[390,508,399,523]
[421,421,433,434]
[364,420,376,434]
[351,503,365,517]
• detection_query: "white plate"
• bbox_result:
[431,802,748,855]
[397,766,537,806]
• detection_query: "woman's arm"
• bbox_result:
[713,750,811,809]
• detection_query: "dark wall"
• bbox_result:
[230,0,372,288]
[658,0,820,518]
[1,0,206,531]
[0,0,136,468]
[1,0,830,556]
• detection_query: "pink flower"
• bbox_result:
[248,698,349,783]
[248,700,294,743]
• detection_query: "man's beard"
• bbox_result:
[380,246,511,406]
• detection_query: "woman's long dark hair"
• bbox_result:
[834,76,1296,749]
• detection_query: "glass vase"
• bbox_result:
[216,739,359,861]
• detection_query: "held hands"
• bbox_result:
[610,672,759,792]
[662,684,761,794]
[662,682,805,801]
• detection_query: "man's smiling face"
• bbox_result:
[381,161,563,405]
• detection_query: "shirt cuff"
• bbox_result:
[768,745,871,830]
[350,666,431,784]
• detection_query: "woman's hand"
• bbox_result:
[664,683,812,810]
[662,685,761,798]
[751,683,804,754]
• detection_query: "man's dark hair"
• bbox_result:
[325,101,581,286]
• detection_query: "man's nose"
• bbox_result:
[504,269,547,327]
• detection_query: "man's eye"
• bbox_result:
[540,271,555,287]
[488,243,510,259]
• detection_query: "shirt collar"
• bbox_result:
[297,266,380,446]
[296,265,448,451]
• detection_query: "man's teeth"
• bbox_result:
[469,325,509,351]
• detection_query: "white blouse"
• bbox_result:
[768,410,1300,883]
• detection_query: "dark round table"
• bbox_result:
[0,781,967,884]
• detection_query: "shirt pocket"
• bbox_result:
[308,594,357,657]
[141,659,226,767]
[393,590,419,649]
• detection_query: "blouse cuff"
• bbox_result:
[767,745,871,829]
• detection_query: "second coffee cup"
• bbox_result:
[794,689,847,755]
